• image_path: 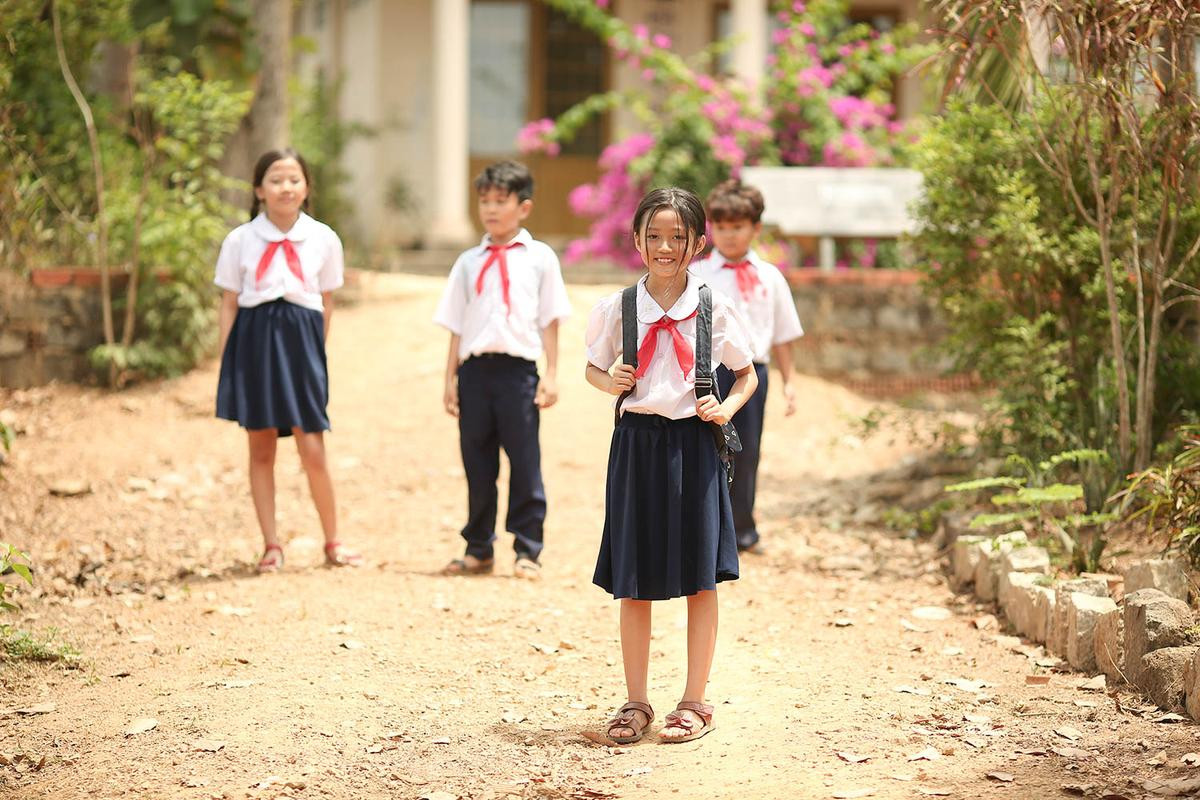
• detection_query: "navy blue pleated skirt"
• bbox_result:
[216,299,330,437]
[593,413,739,600]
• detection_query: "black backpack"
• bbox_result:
[614,283,742,482]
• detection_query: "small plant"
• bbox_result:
[1118,426,1200,568]
[0,543,32,612]
[945,449,1115,572]
[1,627,80,664]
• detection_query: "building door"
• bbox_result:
[469,0,609,237]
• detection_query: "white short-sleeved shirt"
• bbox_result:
[586,273,755,420]
[213,213,344,312]
[433,228,572,362]
[692,249,804,363]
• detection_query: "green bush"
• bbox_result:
[911,97,1200,493]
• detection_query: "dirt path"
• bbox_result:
[2,273,1199,800]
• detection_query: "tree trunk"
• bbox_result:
[220,0,292,207]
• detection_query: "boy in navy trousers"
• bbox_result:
[434,161,571,579]
[692,179,804,554]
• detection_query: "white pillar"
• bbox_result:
[730,0,768,89]
[430,0,474,245]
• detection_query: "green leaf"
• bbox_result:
[9,563,32,585]
[944,476,1026,493]
[1014,484,1083,504]
[968,509,1039,528]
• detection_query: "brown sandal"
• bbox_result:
[606,701,654,745]
[442,556,495,576]
[659,701,714,743]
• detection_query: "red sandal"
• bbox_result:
[324,541,363,567]
[659,701,714,743]
[257,543,284,574]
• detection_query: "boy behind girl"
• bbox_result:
[692,179,804,554]
[433,160,571,579]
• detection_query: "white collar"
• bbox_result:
[251,212,317,243]
[476,228,533,253]
[636,272,701,323]
[708,248,760,268]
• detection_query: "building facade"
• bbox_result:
[294,0,922,248]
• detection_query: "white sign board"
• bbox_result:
[740,167,923,238]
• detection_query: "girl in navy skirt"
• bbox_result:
[584,187,758,744]
[214,148,362,573]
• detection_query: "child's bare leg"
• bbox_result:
[247,429,279,546]
[293,430,337,541]
[611,598,652,739]
[662,589,718,739]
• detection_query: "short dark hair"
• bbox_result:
[250,148,312,220]
[632,187,708,263]
[474,160,534,202]
[706,179,765,224]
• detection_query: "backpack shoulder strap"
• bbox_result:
[621,285,638,368]
[615,284,639,426]
[694,284,714,400]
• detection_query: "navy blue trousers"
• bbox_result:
[457,354,546,561]
[717,363,769,549]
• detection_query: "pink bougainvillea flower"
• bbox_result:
[652,33,671,49]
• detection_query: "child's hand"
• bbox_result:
[536,376,559,409]
[609,364,636,395]
[443,378,459,418]
[696,395,731,425]
[782,382,797,417]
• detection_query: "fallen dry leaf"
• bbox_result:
[1147,750,1168,766]
[900,618,932,633]
[907,747,941,762]
[836,751,871,764]
[1078,675,1106,691]
[1181,753,1200,766]
[974,614,997,630]
[1143,777,1200,796]
[833,618,854,627]
[916,789,951,797]
[431,737,450,745]
[1054,726,1084,741]
[340,640,366,650]
[912,606,951,621]
[124,718,158,736]
[894,685,931,696]
[16,703,56,716]
[1025,675,1051,686]
[1152,713,1188,724]
[191,739,225,752]
[986,771,1015,783]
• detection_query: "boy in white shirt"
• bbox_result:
[433,161,572,578]
[692,179,804,554]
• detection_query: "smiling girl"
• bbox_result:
[584,187,758,744]
[214,148,361,573]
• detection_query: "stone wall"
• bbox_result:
[788,268,954,382]
[0,269,120,389]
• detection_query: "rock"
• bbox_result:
[1094,607,1125,685]
[973,532,1028,602]
[952,536,987,589]
[1184,649,1200,721]
[49,479,91,497]
[996,546,1051,608]
[1049,577,1110,657]
[1124,589,1196,689]
[1035,587,1056,645]
[1067,593,1118,672]
[1081,572,1125,601]
[1124,559,1190,603]
[1141,646,1197,710]
[1002,546,1051,575]
[999,573,1048,641]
